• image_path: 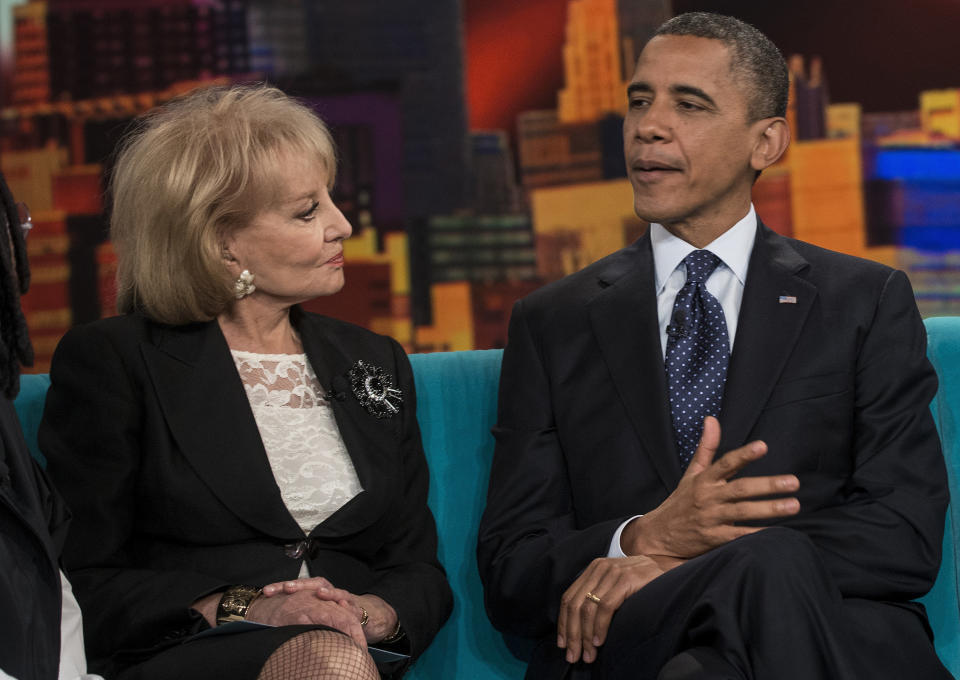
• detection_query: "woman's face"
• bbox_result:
[224,152,352,306]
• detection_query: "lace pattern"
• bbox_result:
[231,350,362,539]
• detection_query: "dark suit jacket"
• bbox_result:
[40,309,452,676]
[1,397,70,680]
[478,224,948,640]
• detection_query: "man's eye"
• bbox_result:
[678,101,703,111]
[629,98,650,109]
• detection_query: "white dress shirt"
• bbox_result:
[607,206,759,558]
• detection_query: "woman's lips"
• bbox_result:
[326,253,345,266]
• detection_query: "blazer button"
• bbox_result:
[285,540,309,559]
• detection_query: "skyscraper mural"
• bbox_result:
[1,0,958,371]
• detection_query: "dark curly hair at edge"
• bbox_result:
[0,172,35,398]
[655,12,789,122]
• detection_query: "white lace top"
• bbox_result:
[231,350,363,539]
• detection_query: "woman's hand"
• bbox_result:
[262,576,338,598]
[352,594,399,644]
[261,577,398,643]
[245,590,367,649]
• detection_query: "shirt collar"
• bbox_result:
[650,205,757,293]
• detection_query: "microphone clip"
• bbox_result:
[666,323,688,339]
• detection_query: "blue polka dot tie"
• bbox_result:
[665,250,730,469]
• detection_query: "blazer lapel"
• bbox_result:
[718,225,817,452]
[588,235,682,490]
[141,321,303,539]
[295,312,394,539]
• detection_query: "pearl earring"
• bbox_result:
[234,270,256,299]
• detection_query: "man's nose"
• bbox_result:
[631,104,672,144]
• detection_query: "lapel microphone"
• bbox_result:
[666,309,689,340]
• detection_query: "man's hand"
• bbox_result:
[262,576,399,643]
[557,554,683,664]
[622,416,800,559]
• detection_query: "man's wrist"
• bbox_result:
[621,515,660,556]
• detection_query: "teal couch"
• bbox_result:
[13,317,960,678]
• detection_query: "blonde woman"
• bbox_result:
[40,85,451,680]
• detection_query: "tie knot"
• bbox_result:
[683,250,722,284]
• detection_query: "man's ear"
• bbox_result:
[750,117,790,172]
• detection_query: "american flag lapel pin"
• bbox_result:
[779,295,797,304]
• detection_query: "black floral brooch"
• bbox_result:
[348,360,403,418]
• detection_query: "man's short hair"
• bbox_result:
[110,84,337,325]
[655,12,789,121]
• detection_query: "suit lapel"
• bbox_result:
[588,235,682,490]
[141,321,303,538]
[718,225,817,452]
[295,312,394,538]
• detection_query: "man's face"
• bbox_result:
[623,35,766,233]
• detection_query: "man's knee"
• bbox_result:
[723,527,818,564]
[712,527,830,589]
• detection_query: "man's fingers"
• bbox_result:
[559,581,586,663]
[577,582,608,663]
[588,579,627,653]
[719,497,801,522]
[564,601,583,663]
[685,416,722,476]
[722,474,800,501]
[558,559,608,663]
[706,440,768,481]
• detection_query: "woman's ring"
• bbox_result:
[585,592,601,605]
[359,606,369,626]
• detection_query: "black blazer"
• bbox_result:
[40,309,452,676]
[0,398,70,680]
[478,224,948,639]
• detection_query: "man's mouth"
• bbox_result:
[632,160,681,173]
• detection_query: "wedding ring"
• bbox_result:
[359,606,369,627]
[585,592,601,605]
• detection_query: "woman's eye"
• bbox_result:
[298,201,320,220]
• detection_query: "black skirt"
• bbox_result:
[116,624,400,680]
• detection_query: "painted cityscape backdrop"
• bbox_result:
[1,0,959,372]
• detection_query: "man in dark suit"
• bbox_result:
[478,13,950,679]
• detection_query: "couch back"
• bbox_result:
[918,317,960,675]
[407,350,526,678]
[14,318,960,677]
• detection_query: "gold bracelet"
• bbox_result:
[381,619,404,644]
[359,606,369,627]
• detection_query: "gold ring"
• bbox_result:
[585,592,601,605]
[359,606,369,627]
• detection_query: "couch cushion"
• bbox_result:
[407,349,526,678]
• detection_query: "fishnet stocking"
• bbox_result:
[257,630,379,680]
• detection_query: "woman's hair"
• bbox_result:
[0,172,33,397]
[110,84,337,325]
